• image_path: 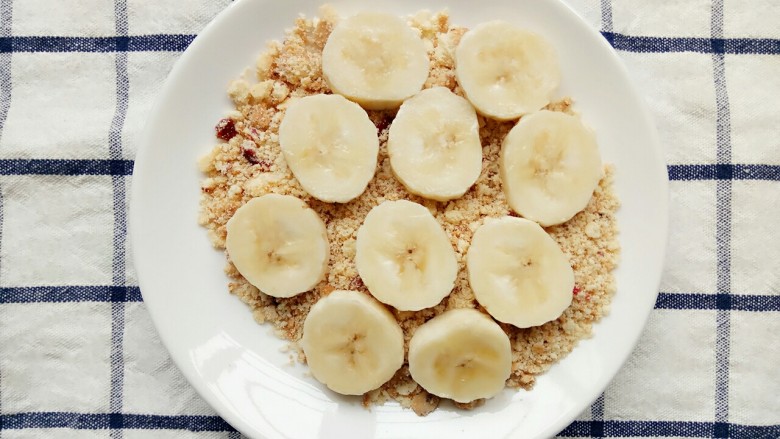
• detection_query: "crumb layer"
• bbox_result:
[198,10,620,413]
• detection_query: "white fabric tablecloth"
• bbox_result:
[0,0,778,437]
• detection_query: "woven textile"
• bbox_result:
[0,1,778,437]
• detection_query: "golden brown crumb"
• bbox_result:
[453,399,486,410]
[199,9,620,414]
[544,97,574,113]
[410,391,441,416]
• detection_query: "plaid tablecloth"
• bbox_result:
[0,0,778,437]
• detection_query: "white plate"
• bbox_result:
[130,0,668,437]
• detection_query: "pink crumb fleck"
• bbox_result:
[215,118,237,141]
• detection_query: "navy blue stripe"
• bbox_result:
[600,0,613,32]
[109,0,130,434]
[0,9,8,433]
[602,32,780,55]
[3,160,780,181]
[711,0,732,433]
[0,159,133,175]
[0,413,235,432]
[0,35,194,53]
[123,414,235,432]
[0,286,142,303]
[0,51,9,144]
[0,187,4,434]
[655,292,780,312]
[4,288,779,311]
[0,0,11,150]
[590,394,605,438]
[0,0,10,39]
[668,164,780,181]
[0,33,778,55]
[600,0,614,45]
[559,420,780,437]
[5,414,778,436]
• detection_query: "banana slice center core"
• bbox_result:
[300,119,351,175]
[529,133,565,177]
[495,245,547,306]
[342,332,367,366]
[396,245,426,274]
[342,34,406,83]
[425,126,465,166]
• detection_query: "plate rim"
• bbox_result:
[129,0,669,437]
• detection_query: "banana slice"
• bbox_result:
[455,21,560,120]
[500,110,602,226]
[408,308,512,403]
[321,12,429,110]
[387,87,483,201]
[302,290,404,395]
[467,217,574,328]
[226,194,329,298]
[278,94,379,203]
[356,200,457,311]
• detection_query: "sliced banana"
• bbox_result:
[278,94,379,203]
[226,194,329,298]
[302,290,404,395]
[356,200,457,311]
[467,216,574,328]
[387,87,483,201]
[455,21,560,120]
[321,12,429,110]
[408,308,512,403]
[500,110,602,226]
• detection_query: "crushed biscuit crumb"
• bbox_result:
[199,9,620,414]
[410,391,441,416]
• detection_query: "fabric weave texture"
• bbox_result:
[0,0,778,437]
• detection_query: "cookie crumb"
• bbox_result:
[411,391,440,416]
[198,9,621,415]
